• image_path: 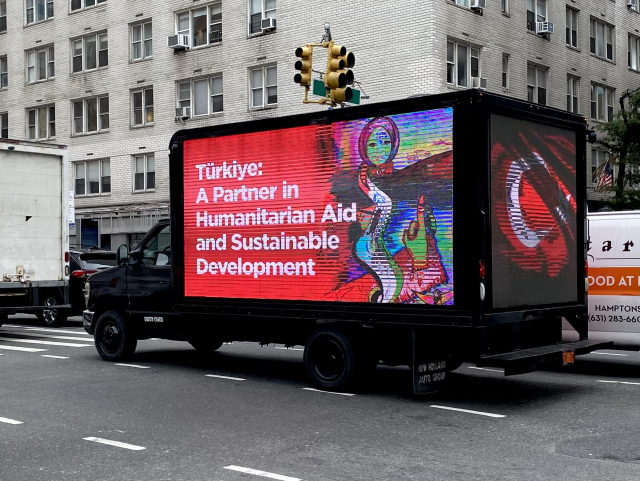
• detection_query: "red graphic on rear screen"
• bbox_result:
[183,109,454,304]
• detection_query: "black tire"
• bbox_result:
[304,329,371,391]
[189,338,224,353]
[36,296,68,327]
[94,311,137,361]
[0,313,7,328]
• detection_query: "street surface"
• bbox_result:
[1,315,639,481]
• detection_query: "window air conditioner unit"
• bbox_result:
[472,77,488,90]
[176,107,191,120]
[470,0,486,11]
[628,0,638,10]
[167,34,190,50]
[261,17,276,31]
[536,22,554,35]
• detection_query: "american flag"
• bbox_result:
[596,160,613,191]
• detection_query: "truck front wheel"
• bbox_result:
[94,311,137,361]
[304,329,359,391]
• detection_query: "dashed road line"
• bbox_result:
[274,347,304,351]
[1,332,93,342]
[0,345,47,352]
[0,417,23,425]
[430,405,506,418]
[115,363,150,369]
[0,337,90,348]
[589,352,628,357]
[205,374,246,381]
[42,355,70,359]
[24,328,91,336]
[467,366,504,373]
[302,387,355,397]
[598,380,640,386]
[83,437,146,451]
[224,466,301,481]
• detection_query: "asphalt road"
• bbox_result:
[1,315,639,481]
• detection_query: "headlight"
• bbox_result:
[83,281,90,307]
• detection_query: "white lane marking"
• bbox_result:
[302,387,355,397]
[205,374,245,381]
[224,466,301,481]
[2,332,93,342]
[430,405,506,418]
[115,363,150,369]
[0,345,47,352]
[1,324,25,328]
[274,347,304,351]
[597,380,640,386]
[24,328,92,336]
[83,437,146,451]
[42,355,70,359]
[467,366,504,373]
[589,352,628,357]
[0,337,90,348]
[0,417,24,425]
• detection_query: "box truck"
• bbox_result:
[0,140,71,327]
[563,210,640,350]
[83,90,609,393]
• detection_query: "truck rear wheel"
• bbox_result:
[304,329,363,391]
[94,311,137,361]
[36,296,68,327]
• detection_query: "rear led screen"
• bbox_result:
[183,109,454,305]
[490,114,578,309]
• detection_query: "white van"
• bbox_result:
[563,210,640,350]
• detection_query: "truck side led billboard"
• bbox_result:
[490,114,578,309]
[183,109,454,305]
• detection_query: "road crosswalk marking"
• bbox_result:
[0,345,47,352]
[24,327,92,336]
[0,332,93,342]
[0,337,90,348]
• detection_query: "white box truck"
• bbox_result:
[0,140,70,327]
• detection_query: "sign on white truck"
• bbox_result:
[0,140,70,327]
[563,210,640,350]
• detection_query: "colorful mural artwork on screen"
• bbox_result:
[183,108,454,305]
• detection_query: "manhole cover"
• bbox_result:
[556,433,640,463]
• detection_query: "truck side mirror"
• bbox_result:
[116,244,129,267]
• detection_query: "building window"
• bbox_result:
[630,0,640,13]
[27,105,55,140]
[591,149,610,185]
[446,41,480,88]
[131,88,154,127]
[176,76,223,117]
[72,96,109,135]
[501,0,508,14]
[526,0,546,32]
[74,159,110,196]
[455,0,470,7]
[527,65,548,105]
[26,0,53,25]
[176,3,222,48]
[629,35,640,71]
[502,54,509,89]
[566,8,578,48]
[590,19,614,61]
[131,21,152,60]
[134,154,155,192]
[0,56,6,89]
[566,77,579,113]
[72,33,108,73]
[71,0,107,12]
[591,84,614,122]
[0,112,7,138]
[0,1,7,33]
[249,0,276,35]
[26,46,54,84]
[250,66,277,108]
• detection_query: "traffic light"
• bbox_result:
[294,46,313,87]
[326,43,355,104]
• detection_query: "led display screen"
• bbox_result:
[183,109,454,305]
[490,114,578,308]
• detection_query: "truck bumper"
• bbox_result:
[83,309,94,335]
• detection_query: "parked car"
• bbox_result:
[68,249,117,317]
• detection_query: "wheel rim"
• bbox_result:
[98,320,122,355]
[42,297,58,325]
[311,338,346,382]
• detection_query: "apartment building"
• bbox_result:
[0,0,639,248]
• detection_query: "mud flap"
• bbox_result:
[412,327,449,395]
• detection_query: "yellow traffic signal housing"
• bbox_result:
[331,87,353,103]
[325,44,347,89]
[294,46,313,86]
